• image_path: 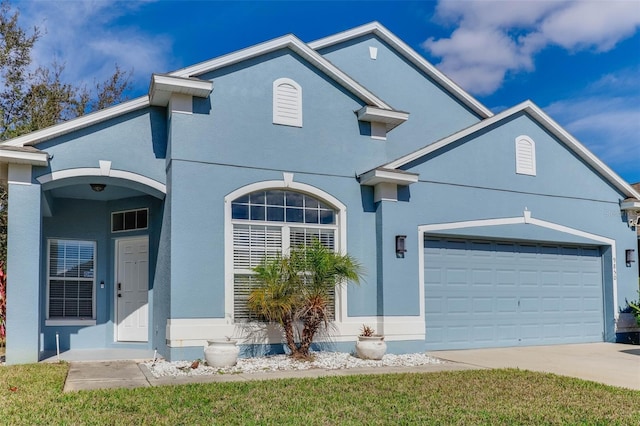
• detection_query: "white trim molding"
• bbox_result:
[384,100,640,200]
[171,34,393,111]
[165,316,426,348]
[37,167,166,195]
[309,21,493,119]
[356,106,409,133]
[621,199,640,228]
[224,178,349,325]
[418,210,619,322]
[358,168,419,202]
[0,146,49,166]
[1,97,149,147]
[149,74,213,107]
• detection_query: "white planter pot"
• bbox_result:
[356,335,387,360]
[204,339,239,367]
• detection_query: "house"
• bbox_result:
[1,22,638,364]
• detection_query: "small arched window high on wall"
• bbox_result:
[515,135,536,176]
[273,78,302,127]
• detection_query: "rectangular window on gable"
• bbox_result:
[47,239,96,322]
[112,208,148,232]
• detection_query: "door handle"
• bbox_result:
[118,283,122,298]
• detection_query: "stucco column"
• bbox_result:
[374,197,420,323]
[5,164,42,364]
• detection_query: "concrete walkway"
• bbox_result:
[62,343,640,392]
[63,360,477,392]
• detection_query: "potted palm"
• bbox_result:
[355,324,386,360]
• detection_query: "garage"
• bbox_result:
[424,237,604,350]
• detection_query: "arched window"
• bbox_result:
[273,78,302,127]
[515,135,536,176]
[230,188,339,320]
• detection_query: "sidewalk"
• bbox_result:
[63,360,478,392]
[62,343,640,392]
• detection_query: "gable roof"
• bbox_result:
[308,22,493,119]
[1,97,149,148]
[382,100,640,200]
[168,34,395,110]
[2,30,403,149]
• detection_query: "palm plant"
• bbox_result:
[248,240,363,359]
[247,254,300,355]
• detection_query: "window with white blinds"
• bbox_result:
[47,239,96,319]
[273,78,302,127]
[231,189,338,321]
[515,136,536,176]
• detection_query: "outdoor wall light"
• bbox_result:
[626,249,636,267]
[396,235,407,257]
[90,183,106,192]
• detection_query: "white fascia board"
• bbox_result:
[357,106,409,131]
[1,97,149,148]
[520,101,640,200]
[359,168,419,186]
[385,100,640,200]
[621,199,640,211]
[0,149,48,166]
[169,35,393,110]
[309,22,493,119]
[149,74,213,106]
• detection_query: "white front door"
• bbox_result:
[116,237,149,342]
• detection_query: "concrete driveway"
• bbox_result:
[428,343,640,390]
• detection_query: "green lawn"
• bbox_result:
[1,363,639,425]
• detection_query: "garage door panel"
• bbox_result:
[425,238,604,350]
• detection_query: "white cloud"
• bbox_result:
[424,0,640,95]
[14,0,174,94]
[544,84,640,183]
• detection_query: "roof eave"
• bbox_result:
[0,148,49,166]
[309,21,493,119]
[0,97,150,148]
[384,100,640,200]
[359,167,419,186]
[356,106,409,131]
[170,34,393,110]
[149,74,214,106]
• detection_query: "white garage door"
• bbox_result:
[424,238,604,350]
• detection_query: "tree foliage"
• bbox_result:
[248,240,363,359]
[0,0,133,335]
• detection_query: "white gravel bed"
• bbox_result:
[144,352,446,378]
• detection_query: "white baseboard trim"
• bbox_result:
[166,317,425,348]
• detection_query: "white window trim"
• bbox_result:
[273,78,302,127]
[224,178,347,324]
[515,135,536,176]
[45,239,97,325]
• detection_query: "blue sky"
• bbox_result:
[12,0,640,184]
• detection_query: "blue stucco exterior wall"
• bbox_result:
[5,180,42,364]
[317,35,483,160]
[34,107,167,184]
[3,27,638,363]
